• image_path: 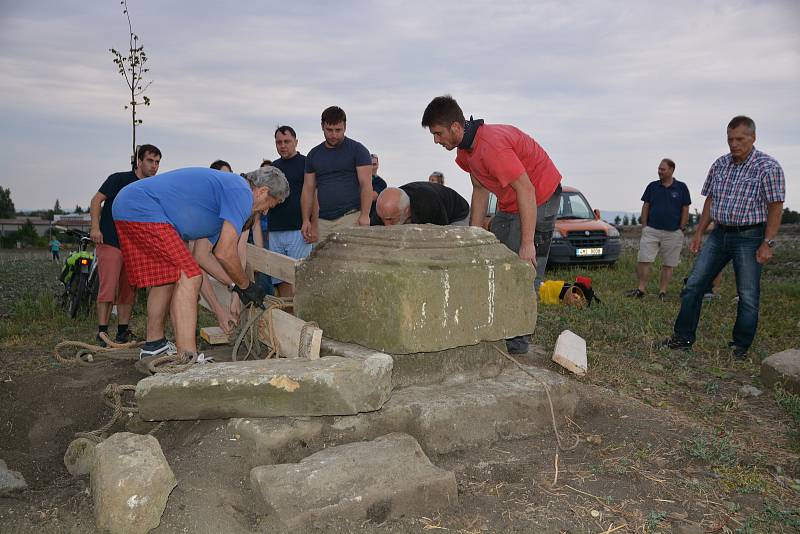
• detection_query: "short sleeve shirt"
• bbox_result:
[268,154,306,232]
[641,179,691,231]
[305,137,372,220]
[701,148,785,226]
[455,124,562,213]
[98,170,139,248]
[112,167,252,245]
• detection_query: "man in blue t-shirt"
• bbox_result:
[89,144,162,347]
[626,158,691,300]
[300,106,373,242]
[112,166,289,361]
[269,125,312,297]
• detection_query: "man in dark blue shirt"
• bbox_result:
[626,158,691,300]
[89,144,161,346]
[301,106,373,242]
[269,125,313,297]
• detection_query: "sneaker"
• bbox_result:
[625,288,646,299]
[195,353,215,364]
[655,337,692,351]
[506,336,529,355]
[139,340,178,360]
[729,342,748,361]
[703,292,717,302]
[114,328,137,344]
[658,292,667,301]
[95,333,108,348]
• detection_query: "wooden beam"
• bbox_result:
[254,308,321,360]
[246,244,297,285]
[199,276,321,359]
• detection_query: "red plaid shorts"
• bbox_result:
[115,221,202,287]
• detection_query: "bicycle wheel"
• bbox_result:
[68,273,87,318]
[86,272,99,316]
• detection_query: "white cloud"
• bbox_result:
[0,0,797,212]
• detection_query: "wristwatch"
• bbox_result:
[765,239,777,249]
[227,282,236,292]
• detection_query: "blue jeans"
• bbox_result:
[673,226,763,349]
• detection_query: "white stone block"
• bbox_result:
[552,329,587,376]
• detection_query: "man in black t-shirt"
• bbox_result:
[89,144,161,347]
[372,182,470,226]
[269,126,312,298]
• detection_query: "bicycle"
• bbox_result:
[56,226,99,318]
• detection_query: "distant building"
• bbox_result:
[0,213,91,239]
[0,217,52,237]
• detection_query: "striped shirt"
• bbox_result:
[702,148,785,226]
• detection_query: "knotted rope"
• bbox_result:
[74,383,165,443]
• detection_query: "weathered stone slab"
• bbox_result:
[90,433,176,534]
[136,354,393,421]
[322,338,506,389]
[761,348,800,395]
[230,366,577,465]
[295,225,537,354]
[250,433,457,528]
[0,459,27,496]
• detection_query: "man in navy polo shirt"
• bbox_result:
[626,158,691,300]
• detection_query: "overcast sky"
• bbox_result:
[0,0,797,213]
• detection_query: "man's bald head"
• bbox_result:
[376,187,411,226]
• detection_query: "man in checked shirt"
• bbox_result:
[659,116,785,361]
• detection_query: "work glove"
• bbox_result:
[233,283,267,308]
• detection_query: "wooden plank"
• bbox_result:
[246,244,297,285]
[255,308,321,360]
[200,326,229,345]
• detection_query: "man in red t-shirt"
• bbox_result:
[422,95,563,354]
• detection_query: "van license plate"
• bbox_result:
[576,248,603,257]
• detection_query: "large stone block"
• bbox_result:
[295,225,537,354]
[250,433,457,528]
[761,348,800,395]
[90,433,176,534]
[136,354,393,421]
[321,338,506,389]
[230,366,577,465]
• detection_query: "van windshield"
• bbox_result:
[558,192,594,220]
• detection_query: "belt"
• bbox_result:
[717,222,764,232]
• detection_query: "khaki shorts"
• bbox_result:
[317,211,361,241]
[638,226,684,267]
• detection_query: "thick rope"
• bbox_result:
[230,296,317,361]
[54,332,142,366]
[495,346,581,486]
[74,383,165,443]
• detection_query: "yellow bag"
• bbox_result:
[539,280,565,305]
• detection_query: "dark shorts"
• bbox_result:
[115,221,202,287]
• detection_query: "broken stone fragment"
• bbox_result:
[0,459,27,496]
[250,433,457,528]
[64,437,97,477]
[90,432,176,534]
[761,348,800,395]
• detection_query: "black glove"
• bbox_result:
[233,283,267,307]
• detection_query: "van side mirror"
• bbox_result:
[593,209,601,220]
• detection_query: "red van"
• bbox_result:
[484,185,621,266]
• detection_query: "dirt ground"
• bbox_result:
[1,243,799,533]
